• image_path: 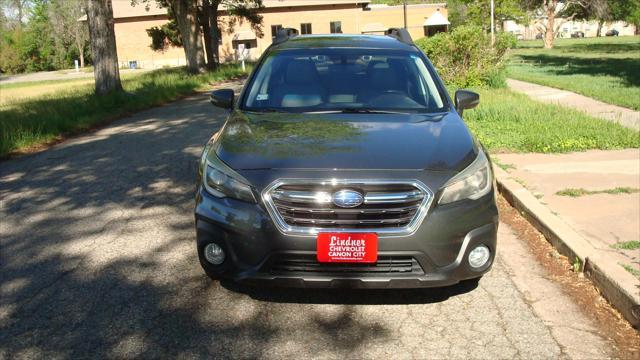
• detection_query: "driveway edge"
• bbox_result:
[494,166,640,328]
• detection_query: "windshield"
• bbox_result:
[241,48,446,113]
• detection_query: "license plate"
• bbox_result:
[317,233,378,263]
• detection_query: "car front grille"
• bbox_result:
[268,255,424,275]
[263,180,432,236]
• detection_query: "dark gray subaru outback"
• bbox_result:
[195,28,498,288]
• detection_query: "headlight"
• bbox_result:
[438,151,492,204]
[201,148,256,203]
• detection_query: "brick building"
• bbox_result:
[109,0,448,69]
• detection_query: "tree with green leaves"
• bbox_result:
[522,0,588,48]
[49,0,89,68]
[608,0,640,34]
[0,0,31,29]
[448,0,527,32]
[21,0,55,71]
[135,0,263,72]
[561,0,607,36]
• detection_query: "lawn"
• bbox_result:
[0,64,251,157]
[2,61,637,158]
[462,87,640,153]
[1,78,96,107]
[507,36,640,110]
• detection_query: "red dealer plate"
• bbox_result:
[317,233,378,263]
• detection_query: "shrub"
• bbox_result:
[415,26,515,88]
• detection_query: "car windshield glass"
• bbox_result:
[242,48,446,113]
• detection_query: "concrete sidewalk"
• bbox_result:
[495,149,640,278]
[507,78,640,131]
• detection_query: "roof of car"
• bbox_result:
[270,34,419,51]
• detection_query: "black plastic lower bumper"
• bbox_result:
[195,185,499,289]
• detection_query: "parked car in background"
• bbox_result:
[606,29,619,36]
[571,31,584,38]
[195,28,499,289]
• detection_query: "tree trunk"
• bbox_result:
[16,0,23,29]
[544,3,555,49]
[209,4,220,68]
[75,25,85,68]
[596,20,604,37]
[201,2,214,69]
[86,0,122,95]
[202,0,221,69]
[172,0,206,73]
[79,47,85,68]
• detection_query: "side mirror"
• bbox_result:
[210,89,234,110]
[454,90,480,116]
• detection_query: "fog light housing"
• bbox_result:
[468,245,490,269]
[204,243,225,265]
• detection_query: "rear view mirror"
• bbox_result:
[210,89,234,110]
[454,90,480,116]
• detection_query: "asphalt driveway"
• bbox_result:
[0,86,613,359]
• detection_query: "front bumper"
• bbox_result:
[195,184,499,289]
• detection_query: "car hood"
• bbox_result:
[213,110,477,172]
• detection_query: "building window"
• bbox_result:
[301,23,312,35]
[271,24,283,39]
[330,21,342,34]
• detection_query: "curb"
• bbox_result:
[494,166,640,328]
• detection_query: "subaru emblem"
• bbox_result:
[332,189,364,208]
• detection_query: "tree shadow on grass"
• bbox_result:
[557,41,640,54]
[514,53,640,87]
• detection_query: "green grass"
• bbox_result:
[555,187,640,197]
[492,159,516,171]
[610,241,640,250]
[463,87,640,153]
[620,263,640,278]
[508,36,640,110]
[0,64,251,157]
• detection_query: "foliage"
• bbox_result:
[447,0,527,30]
[462,87,640,153]
[0,0,90,74]
[19,0,55,72]
[48,0,89,68]
[556,187,640,197]
[0,64,252,157]
[562,0,640,27]
[610,241,640,250]
[138,0,264,68]
[369,0,442,4]
[608,0,640,27]
[0,28,26,73]
[508,36,640,110]
[416,25,516,88]
[146,21,182,51]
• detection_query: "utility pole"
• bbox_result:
[403,0,408,29]
[490,0,495,46]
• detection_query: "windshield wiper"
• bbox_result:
[305,108,410,115]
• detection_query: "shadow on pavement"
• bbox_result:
[222,279,479,305]
[0,91,480,358]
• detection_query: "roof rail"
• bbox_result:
[385,28,414,45]
[273,27,299,45]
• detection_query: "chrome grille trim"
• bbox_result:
[262,179,433,237]
[364,190,424,204]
